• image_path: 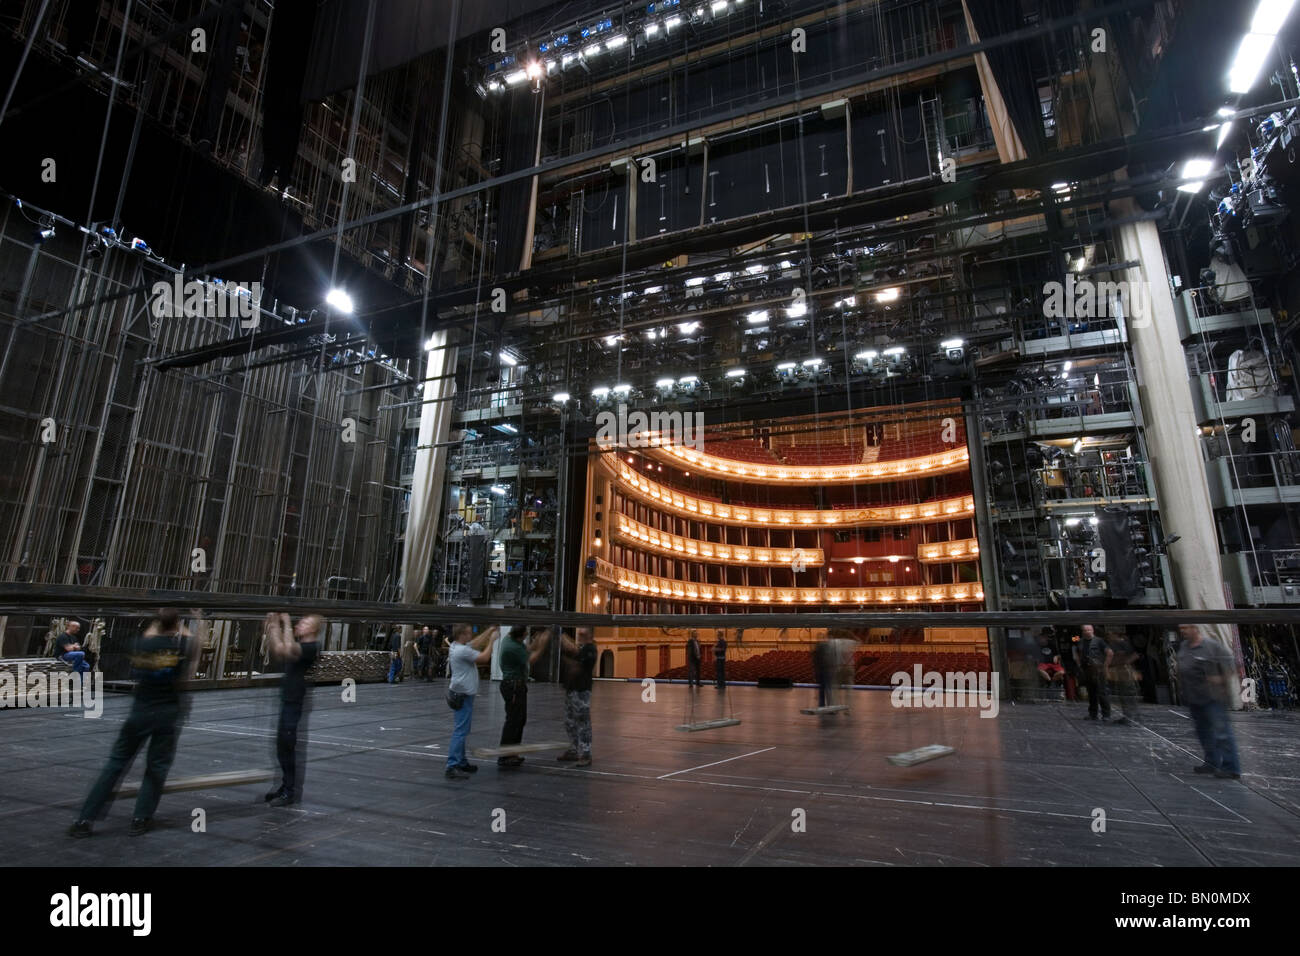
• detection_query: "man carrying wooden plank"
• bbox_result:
[263,612,324,807]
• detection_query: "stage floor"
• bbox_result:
[3,680,1299,866]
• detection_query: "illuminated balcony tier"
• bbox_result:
[593,558,984,605]
[602,454,975,527]
[915,538,980,563]
[612,514,825,567]
[644,442,969,484]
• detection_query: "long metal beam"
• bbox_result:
[2,583,1299,627]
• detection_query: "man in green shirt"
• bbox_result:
[497,625,552,768]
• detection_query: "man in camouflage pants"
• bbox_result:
[557,627,597,768]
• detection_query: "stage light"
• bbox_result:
[1228,33,1274,93]
[505,69,528,85]
[526,61,543,80]
[666,16,682,30]
[499,351,518,366]
[326,288,354,313]
[646,22,660,36]
[874,287,900,302]
[1217,107,1235,118]
[1253,0,1297,34]
[802,357,823,368]
[776,361,797,371]
[882,346,905,357]
[561,53,577,68]
[644,285,663,294]
[582,42,602,57]
[855,350,878,361]
[940,338,964,349]
[726,368,746,378]
[711,0,728,12]
[1178,157,1214,192]
[786,302,807,317]
[685,276,706,287]
[746,309,768,324]
[678,375,699,387]
[490,485,507,495]
[613,383,632,395]
[656,378,676,389]
[36,224,55,242]
[592,386,610,398]
[1072,438,1083,454]
[552,391,571,403]
[605,34,627,50]
[677,321,700,334]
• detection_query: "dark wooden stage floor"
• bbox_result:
[3,680,1298,866]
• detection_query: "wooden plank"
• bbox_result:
[800,704,849,715]
[470,740,569,758]
[117,769,273,798]
[887,745,955,767]
[675,718,742,732]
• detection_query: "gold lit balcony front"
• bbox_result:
[916,538,981,562]
[612,514,825,567]
[603,453,975,528]
[645,442,969,484]
[592,558,983,605]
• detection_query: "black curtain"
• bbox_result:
[260,0,317,186]
[966,0,1047,158]
[496,91,543,271]
[1096,507,1139,600]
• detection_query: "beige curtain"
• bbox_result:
[400,332,457,605]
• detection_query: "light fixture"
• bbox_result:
[940,338,964,350]
[645,22,660,36]
[612,383,632,394]
[603,334,622,346]
[582,42,602,57]
[1089,516,1100,526]
[1072,438,1083,454]
[1063,361,1072,372]
[882,346,905,357]
[874,287,900,302]
[1253,0,1297,34]
[592,386,610,398]
[855,350,878,361]
[677,321,700,334]
[644,286,663,294]
[325,288,354,313]
[490,485,507,495]
[776,361,797,371]
[1228,33,1275,93]
[1217,107,1235,118]
[802,357,823,368]
[785,302,807,318]
[499,351,518,366]
[1178,157,1214,192]
[655,377,676,389]
[725,368,746,378]
[666,15,682,29]
[525,61,543,80]
[552,391,571,403]
[887,556,899,564]
[505,70,528,85]
[604,34,627,50]
[678,375,699,385]
[561,53,577,68]
[1074,258,1086,272]
[685,276,706,287]
[711,0,728,12]
[746,309,769,324]
[1065,517,1081,527]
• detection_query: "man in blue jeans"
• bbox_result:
[445,623,499,781]
[1176,624,1242,780]
[55,620,91,681]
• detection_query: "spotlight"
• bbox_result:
[552,391,571,403]
[725,368,746,378]
[612,383,632,395]
[489,485,507,495]
[326,288,354,313]
[655,378,676,390]
[746,310,769,324]
[35,223,55,243]
[874,287,900,302]
[592,386,610,398]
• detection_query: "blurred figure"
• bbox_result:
[686,630,702,689]
[69,609,195,838]
[1079,624,1112,720]
[415,626,433,679]
[401,628,416,677]
[444,624,499,781]
[557,628,597,767]
[1106,630,1140,725]
[713,631,727,689]
[264,612,323,806]
[387,625,403,683]
[1036,630,1066,687]
[832,629,856,707]
[1177,625,1242,779]
[496,625,553,768]
[55,620,91,682]
[813,636,834,707]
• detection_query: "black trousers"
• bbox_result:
[80,696,180,822]
[499,679,528,748]
[1085,672,1111,718]
[714,660,726,688]
[687,660,701,688]
[277,698,305,796]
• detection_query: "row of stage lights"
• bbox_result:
[486,0,747,91]
[545,339,969,405]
